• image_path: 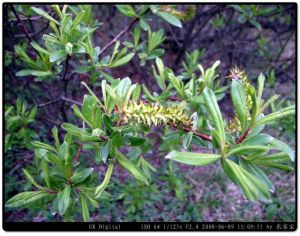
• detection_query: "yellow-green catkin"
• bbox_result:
[226,67,253,134]
[119,100,193,128]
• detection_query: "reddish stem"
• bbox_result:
[74,144,83,164]
[237,128,250,144]
[171,123,212,142]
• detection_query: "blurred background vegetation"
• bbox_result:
[4,4,295,222]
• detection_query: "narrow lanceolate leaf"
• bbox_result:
[70,105,92,127]
[254,106,295,127]
[31,7,60,25]
[41,160,51,188]
[116,5,136,17]
[231,80,247,131]
[80,82,103,107]
[239,134,273,146]
[116,151,149,185]
[156,11,182,28]
[71,168,94,185]
[6,191,50,208]
[183,131,193,149]
[31,141,57,153]
[257,73,265,104]
[57,185,71,215]
[61,123,99,142]
[30,41,50,55]
[95,163,114,199]
[246,152,293,171]
[239,159,274,192]
[110,53,135,68]
[80,194,90,222]
[166,151,221,166]
[23,169,45,190]
[270,138,295,162]
[203,87,225,145]
[222,159,271,202]
[227,145,271,156]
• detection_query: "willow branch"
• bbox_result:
[99,9,150,56]
[37,96,82,108]
[171,123,212,142]
[99,17,139,56]
[10,5,42,59]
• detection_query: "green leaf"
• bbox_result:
[227,145,271,156]
[81,82,104,108]
[61,123,99,142]
[97,141,110,163]
[41,160,51,188]
[29,106,37,119]
[80,194,90,222]
[30,41,50,55]
[142,85,156,102]
[203,87,225,146]
[248,152,293,171]
[254,106,295,127]
[270,138,294,162]
[49,50,66,63]
[31,141,57,153]
[6,191,50,208]
[16,70,52,77]
[166,151,221,166]
[59,141,70,163]
[257,73,265,107]
[57,185,71,215]
[168,73,184,98]
[71,168,94,185]
[239,134,273,146]
[116,5,136,17]
[116,151,149,185]
[111,132,123,148]
[239,159,274,192]
[110,53,135,68]
[249,19,262,30]
[52,127,60,149]
[126,135,146,146]
[82,95,99,127]
[182,131,193,149]
[231,80,247,131]
[71,105,92,127]
[31,7,60,25]
[222,159,271,202]
[95,163,114,199]
[23,169,45,190]
[156,11,182,28]
[124,84,137,107]
[72,11,86,29]
[102,114,113,134]
[139,18,150,30]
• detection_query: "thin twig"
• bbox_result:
[37,96,82,108]
[14,22,49,38]
[10,5,42,59]
[61,96,82,106]
[99,8,150,56]
[37,98,61,107]
[99,17,139,56]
